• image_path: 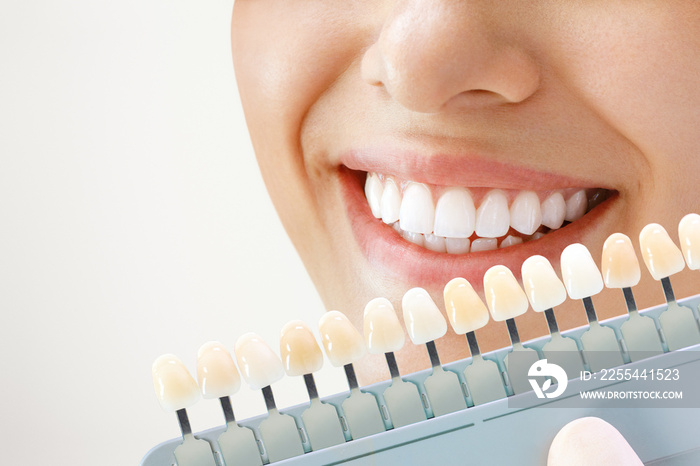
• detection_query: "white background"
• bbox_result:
[0,1,347,464]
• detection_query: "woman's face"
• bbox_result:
[232,1,700,382]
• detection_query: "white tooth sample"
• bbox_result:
[601,233,641,288]
[364,297,405,354]
[197,341,242,399]
[279,320,324,377]
[234,333,285,391]
[565,190,587,222]
[541,192,566,229]
[483,265,529,321]
[639,223,686,280]
[470,238,497,252]
[433,187,476,238]
[402,230,425,247]
[364,173,384,218]
[443,278,490,334]
[560,243,604,299]
[521,255,567,312]
[399,182,435,234]
[152,354,201,412]
[510,191,542,235]
[318,311,366,367]
[424,233,446,253]
[547,417,643,466]
[679,213,700,270]
[500,235,523,248]
[475,189,510,237]
[401,288,447,345]
[380,178,401,224]
[445,237,470,254]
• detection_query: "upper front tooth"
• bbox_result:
[541,192,566,230]
[399,182,435,234]
[639,223,685,280]
[380,178,401,224]
[433,187,476,238]
[565,190,587,222]
[401,288,447,345]
[365,173,384,219]
[510,191,542,235]
[475,189,510,238]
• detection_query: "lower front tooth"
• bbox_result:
[445,237,470,254]
[541,192,566,229]
[424,233,447,253]
[565,190,587,222]
[500,235,523,248]
[402,230,425,247]
[471,238,498,252]
[381,179,401,224]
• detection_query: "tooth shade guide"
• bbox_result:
[639,223,686,280]
[679,213,700,269]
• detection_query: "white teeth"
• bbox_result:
[471,238,497,252]
[364,173,384,218]
[541,192,566,230]
[402,230,425,247]
[475,189,510,237]
[433,187,476,238]
[560,243,604,300]
[401,288,447,345]
[565,190,587,222]
[445,237,470,254]
[399,182,435,234]
[510,190,542,235]
[380,178,401,224]
[424,233,446,253]
[500,235,523,248]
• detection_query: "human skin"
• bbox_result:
[231,1,700,384]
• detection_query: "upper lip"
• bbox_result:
[340,146,606,191]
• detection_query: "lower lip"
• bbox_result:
[339,167,616,288]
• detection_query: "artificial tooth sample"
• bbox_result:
[364,173,383,218]
[445,237,470,254]
[679,213,700,269]
[510,191,542,235]
[483,265,539,395]
[433,187,475,238]
[280,321,345,450]
[152,354,216,466]
[561,244,624,371]
[521,256,584,377]
[547,417,643,466]
[235,333,303,462]
[402,288,466,416]
[364,298,426,428]
[541,192,566,230]
[380,178,401,224]
[197,342,261,466]
[475,189,510,238]
[319,311,385,439]
[564,189,587,222]
[471,237,497,252]
[602,234,663,360]
[399,182,435,234]
[639,223,700,351]
[444,278,506,405]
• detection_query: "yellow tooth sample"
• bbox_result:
[679,213,700,270]
[152,354,201,412]
[280,320,324,377]
[521,255,567,312]
[601,233,641,288]
[443,278,490,334]
[197,341,241,399]
[401,287,447,345]
[318,310,366,367]
[639,223,686,280]
[560,243,604,300]
[483,265,529,321]
[364,297,405,354]
[547,417,643,466]
[234,333,284,391]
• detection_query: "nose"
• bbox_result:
[361,0,541,113]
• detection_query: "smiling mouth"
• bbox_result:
[363,172,611,254]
